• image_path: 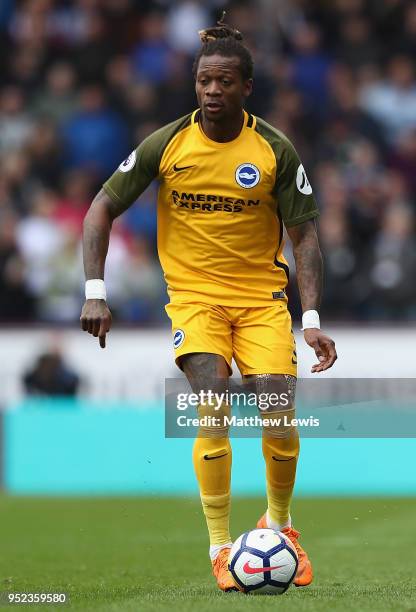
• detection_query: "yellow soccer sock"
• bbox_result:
[262,428,299,528]
[193,403,232,547]
[193,436,232,546]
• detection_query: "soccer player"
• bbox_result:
[80,17,337,592]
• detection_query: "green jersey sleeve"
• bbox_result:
[255,117,319,227]
[103,113,193,210]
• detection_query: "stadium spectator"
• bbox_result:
[359,55,416,143]
[53,169,93,235]
[15,188,64,300]
[290,22,332,115]
[7,44,46,94]
[62,84,129,179]
[23,350,80,397]
[32,62,78,124]
[365,203,416,319]
[25,119,63,190]
[130,11,173,85]
[38,226,82,322]
[167,1,210,54]
[2,150,40,216]
[0,0,13,30]
[71,11,113,84]
[117,234,167,323]
[0,85,33,153]
[121,183,158,246]
[336,15,380,69]
[0,209,35,320]
[388,129,416,195]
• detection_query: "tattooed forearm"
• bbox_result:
[82,189,114,280]
[286,220,323,312]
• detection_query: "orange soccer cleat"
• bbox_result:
[256,514,313,586]
[211,548,240,592]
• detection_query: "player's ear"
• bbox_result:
[243,78,253,98]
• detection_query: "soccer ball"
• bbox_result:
[228,528,298,594]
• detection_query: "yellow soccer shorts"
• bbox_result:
[165,301,297,377]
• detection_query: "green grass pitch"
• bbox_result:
[0,496,415,611]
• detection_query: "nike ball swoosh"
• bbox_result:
[243,561,283,574]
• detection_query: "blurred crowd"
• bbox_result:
[1,0,416,324]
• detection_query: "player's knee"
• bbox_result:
[254,374,297,439]
[196,401,231,438]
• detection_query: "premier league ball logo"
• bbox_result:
[235,163,261,189]
[119,150,136,173]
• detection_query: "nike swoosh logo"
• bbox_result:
[243,561,283,574]
[272,456,295,462]
[173,163,195,172]
[204,453,227,461]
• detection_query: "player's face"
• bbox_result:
[195,54,252,122]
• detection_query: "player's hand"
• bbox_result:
[303,329,337,373]
[80,299,112,349]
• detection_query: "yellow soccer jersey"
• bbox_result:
[103,109,319,306]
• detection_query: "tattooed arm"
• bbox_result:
[286,220,337,372]
[83,189,115,279]
[80,189,127,348]
[286,219,322,312]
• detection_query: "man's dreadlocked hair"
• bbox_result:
[193,11,254,81]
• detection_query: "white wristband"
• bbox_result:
[85,279,107,301]
[301,309,320,330]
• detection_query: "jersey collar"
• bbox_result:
[192,109,256,147]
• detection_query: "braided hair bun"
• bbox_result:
[198,11,243,44]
